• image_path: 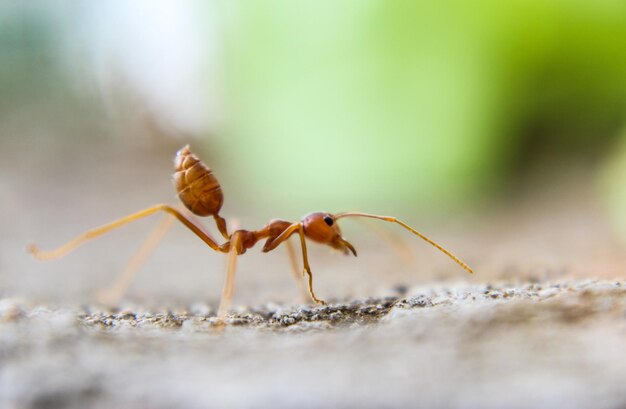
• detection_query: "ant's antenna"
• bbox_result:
[334,212,473,274]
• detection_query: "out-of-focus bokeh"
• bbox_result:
[1,0,626,303]
[3,3,626,409]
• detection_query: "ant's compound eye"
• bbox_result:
[323,215,334,226]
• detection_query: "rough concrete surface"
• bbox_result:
[1,280,626,409]
[2,143,626,408]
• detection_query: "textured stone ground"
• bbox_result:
[1,279,625,409]
[3,143,626,408]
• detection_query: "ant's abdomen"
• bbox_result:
[173,145,224,217]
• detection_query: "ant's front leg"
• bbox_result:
[263,223,327,305]
[263,223,326,305]
[296,226,327,305]
[284,239,312,304]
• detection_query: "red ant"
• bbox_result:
[29,146,473,320]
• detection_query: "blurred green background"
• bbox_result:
[1,0,626,233]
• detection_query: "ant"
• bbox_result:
[29,146,473,320]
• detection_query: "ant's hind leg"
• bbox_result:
[28,204,223,260]
[94,214,175,306]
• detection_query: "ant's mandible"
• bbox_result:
[29,146,473,320]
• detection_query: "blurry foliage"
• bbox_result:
[0,3,111,150]
[602,129,626,242]
[500,0,626,161]
[219,0,626,214]
[1,1,626,215]
[0,7,63,111]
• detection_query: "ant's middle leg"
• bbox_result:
[216,232,242,322]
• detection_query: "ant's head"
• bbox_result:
[301,212,357,256]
